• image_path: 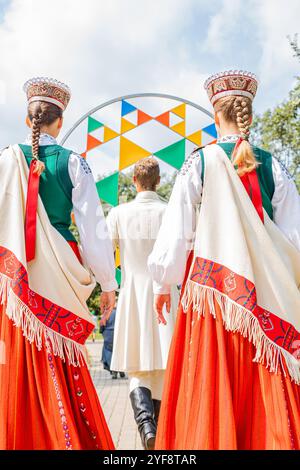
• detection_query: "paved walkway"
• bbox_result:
[87,340,143,450]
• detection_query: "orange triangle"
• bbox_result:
[156,111,170,127]
[187,130,202,146]
[171,121,185,137]
[119,137,151,171]
[121,118,136,134]
[104,126,119,143]
[87,134,102,151]
[138,110,152,125]
[172,103,186,119]
[81,152,87,159]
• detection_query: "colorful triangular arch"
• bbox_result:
[121,118,136,134]
[138,110,152,125]
[88,116,103,133]
[87,134,102,152]
[104,126,119,143]
[154,139,186,170]
[171,121,185,137]
[119,137,152,170]
[156,111,170,127]
[202,123,217,139]
[171,103,186,119]
[121,100,137,116]
[187,130,202,146]
[96,172,119,207]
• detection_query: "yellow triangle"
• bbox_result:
[121,118,136,134]
[115,247,121,268]
[119,137,151,170]
[171,121,185,137]
[104,126,119,143]
[171,103,186,119]
[187,130,202,146]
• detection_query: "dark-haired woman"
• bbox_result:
[0,78,117,449]
[149,70,300,449]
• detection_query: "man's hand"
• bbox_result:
[100,291,115,322]
[154,294,171,325]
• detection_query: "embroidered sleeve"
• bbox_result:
[148,151,203,293]
[178,149,201,177]
[68,153,118,292]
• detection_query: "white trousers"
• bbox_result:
[128,370,165,400]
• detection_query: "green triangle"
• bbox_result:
[154,139,186,170]
[88,116,104,133]
[116,268,122,286]
[96,172,119,207]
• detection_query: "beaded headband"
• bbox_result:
[204,70,258,106]
[23,77,71,111]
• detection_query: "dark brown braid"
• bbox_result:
[28,101,63,161]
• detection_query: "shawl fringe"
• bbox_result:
[181,279,300,385]
[0,273,87,367]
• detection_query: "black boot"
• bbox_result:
[152,399,161,425]
[130,387,157,450]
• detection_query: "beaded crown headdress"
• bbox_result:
[204,70,258,106]
[23,77,71,111]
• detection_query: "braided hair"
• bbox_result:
[27,101,63,163]
[214,96,258,176]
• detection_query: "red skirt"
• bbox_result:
[156,254,300,450]
[0,242,114,450]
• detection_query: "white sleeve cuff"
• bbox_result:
[153,281,171,295]
[100,279,118,293]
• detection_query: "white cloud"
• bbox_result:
[250,0,300,89]
[0,0,299,148]
[203,0,242,53]
[0,0,202,146]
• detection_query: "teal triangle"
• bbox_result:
[202,123,217,139]
[121,100,136,116]
[116,268,122,286]
[154,139,186,170]
[88,116,104,133]
[96,172,119,207]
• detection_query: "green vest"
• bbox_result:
[19,144,76,242]
[199,143,275,220]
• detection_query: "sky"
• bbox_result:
[0,0,299,149]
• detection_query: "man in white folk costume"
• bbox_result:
[0,78,117,449]
[148,70,300,450]
[106,158,178,450]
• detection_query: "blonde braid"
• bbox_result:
[214,95,259,176]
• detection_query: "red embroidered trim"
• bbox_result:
[190,257,300,359]
[0,246,94,345]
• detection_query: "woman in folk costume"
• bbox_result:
[148,70,300,450]
[0,78,118,450]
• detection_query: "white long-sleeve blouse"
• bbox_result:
[148,138,300,294]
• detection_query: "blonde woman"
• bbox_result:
[148,70,300,450]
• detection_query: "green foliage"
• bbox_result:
[86,283,101,313]
[252,36,300,191]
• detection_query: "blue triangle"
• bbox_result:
[121,100,137,116]
[202,123,217,139]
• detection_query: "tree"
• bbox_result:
[252,36,300,190]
